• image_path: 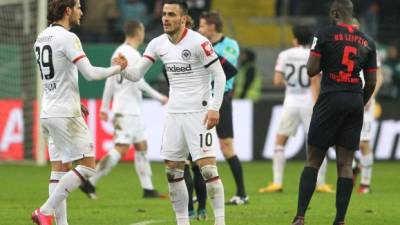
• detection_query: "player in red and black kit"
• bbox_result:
[291,1,377,225]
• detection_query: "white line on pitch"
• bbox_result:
[130,219,172,225]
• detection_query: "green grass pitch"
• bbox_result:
[1,161,399,225]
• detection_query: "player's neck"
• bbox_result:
[168,27,187,44]
[209,33,223,44]
[54,19,71,30]
[336,18,352,26]
[125,38,139,49]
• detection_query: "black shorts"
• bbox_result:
[308,92,364,151]
[216,92,234,139]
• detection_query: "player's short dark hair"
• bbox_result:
[200,11,223,33]
[163,0,188,15]
[47,0,77,23]
[293,25,312,46]
[331,0,354,20]
[123,20,143,37]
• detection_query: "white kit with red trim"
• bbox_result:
[34,24,86,118]
[143,28,220,113]
[275,46,313,108]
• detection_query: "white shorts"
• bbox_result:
[278,106,312,136]
[42,117,94,163]
[360,100,375,141]
[113,114,146,144]
[161,111,216,162]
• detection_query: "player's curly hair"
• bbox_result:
[47,0,76,23]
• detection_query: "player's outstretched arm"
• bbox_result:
[119,57,153,82]
[76,57,126,81]
[137,79,168,104]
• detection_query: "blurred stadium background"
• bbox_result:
[1,0,400,163]
[1,1,400,224]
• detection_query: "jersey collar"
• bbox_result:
[175,28,188,44]
[50,23,65,28]
[337,23,356,33]
[212,36,225,46]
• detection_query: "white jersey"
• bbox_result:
[275,46,313,107]
[34,24,86,118]
[143,28,219,113]
[101,44,164,115]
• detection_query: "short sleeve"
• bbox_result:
[363,42,378,73]
[143,38,158,63]
[274,51,286,72]
[64,33,86,63]
[198,39,218,67]
[310,30,324,57]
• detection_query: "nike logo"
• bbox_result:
[159,53,167,57]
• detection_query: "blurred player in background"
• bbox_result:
[259,25,334,194]
[292,1,377,224]
[198,11,247,206]
[352,18,383,194]
[79,20,168,199]
[32,0,127,224]
[119,1,227,224]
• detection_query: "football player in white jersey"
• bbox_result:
[79,20,168,199]
[352,19,383,194]
[115,1,226,224]
[31,1,127,225]
[259,25,334,194]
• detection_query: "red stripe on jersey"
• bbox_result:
[177,28,188,44]
[72,54,86,63]
[364,68,377,73]
[310,51,321,57]
[338,23,355,33]
[144,55,155,63]
[220,57,227,65]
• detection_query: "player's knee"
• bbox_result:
[75,165,96,179]
[200,165,219,182]
[165,167,184,183]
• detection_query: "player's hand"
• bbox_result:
[81,104,89,117]
[364,99,372,110]
[100,111,108,121]
[160,95,169,105]
[203,110,220,130]
[112,53,128,70]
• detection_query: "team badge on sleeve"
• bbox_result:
[201,41,214,56]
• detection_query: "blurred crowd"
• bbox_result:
[76,0,211,43]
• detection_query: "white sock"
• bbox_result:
[166,168,189,225]
[89,148,121,185]
[273,145,285,185]
[201,165,225,225]
[317,157,328,186]
[41,166,95,215]
[206,178,225,225]
[360,152,374,186]
[49,171,68,225]
[134,150,154,190]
